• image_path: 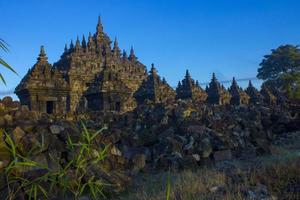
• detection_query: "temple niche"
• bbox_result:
[206,73,231,105]
[15,46,69,114]
[176,70,207,102]
[228,77,250,105]
[134,64,176,104]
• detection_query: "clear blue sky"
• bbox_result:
[1,0,300,99]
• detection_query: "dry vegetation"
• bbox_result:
[119,151,300,200]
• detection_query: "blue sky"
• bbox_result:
[1,0,300,98]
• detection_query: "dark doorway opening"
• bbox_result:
[115,102,121,112]
[46,101,54,114]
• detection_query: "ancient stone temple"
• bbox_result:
[16,17,148,113]
[260,85,277,105]
[245,80,263,104]
[15,46,69,114]
[206,73,231,105]
[176,70,207,102]
[134,64,175,104]
[228,77,250,105]
[54,17,147,112]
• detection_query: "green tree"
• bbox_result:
[0,38,17,85]
[257,45,300,99]
[280,72,300,99]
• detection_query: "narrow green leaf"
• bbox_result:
[90,126,107,141]
[15,161,39,167]
[4,132,16,157]
[38,184,48,198]
[0,73,6,85]
[166,171,171,200]
[0,39,9,52]
[34,184,38,200]
[0,58,17,74]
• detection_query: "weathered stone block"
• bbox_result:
[214,150,233,162]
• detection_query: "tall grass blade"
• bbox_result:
[166,171,171,200]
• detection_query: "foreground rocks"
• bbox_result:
[0,96,300,198]
[101,100,299,171]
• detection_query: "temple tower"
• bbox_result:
[206,73,231,105]
[134,64,176,104]
[228,77,250,105]
[176,70,207,102]
[15,46,69,114]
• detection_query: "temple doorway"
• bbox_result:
[115,102,121,112]
[46,101,54,114]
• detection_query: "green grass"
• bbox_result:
[1,123,111,200]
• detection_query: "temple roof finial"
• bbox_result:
[248,80,253,87]
[114,37,119,49]
[113,37,121,57]
[96,15,103,33]
[75,36,81,50]
[40,45,45,56]
[177,81,182,87]
[129,46,137,61]
[37,45,48,62]
[185,69,191,79]
[76,36,80,44]
[122,50,127,59]
[150,63,157,74]
[82,35,86,48]
[232,77,237,86]
[70,40,74,49]
[212,73,217,81]
[130,46,135,56]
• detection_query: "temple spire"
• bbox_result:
[87,32,95,50]
[82,35,87,48]
[229,77,240,94]
[232,77,237,86]
[248,80,253,87]
[88,32,93,43]
[75,36,81,50]
[128,46,137,61]
[37,45,48,62]
[185,69,191,79]
[177,81,182,88]
[212,72,217,81]
[113,37,119,50]
[70,40,74,50]
[122,50,128,60]
[113,37,121,57]
[96,15,103,33]
[64,44,68,52]
[150,63,158,75]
